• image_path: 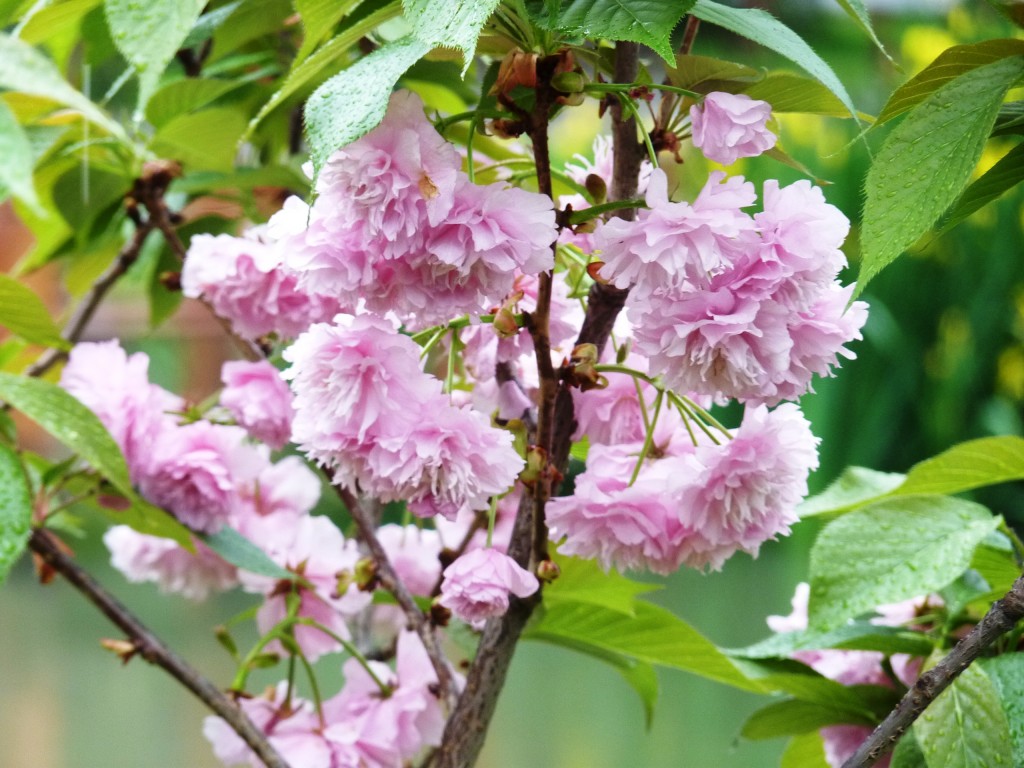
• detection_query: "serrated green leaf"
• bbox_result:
[404,0,500,72]
[898,436,1024,497]
[245,0,402,138]
[0,442,32,585]
[199,526,293,580]
[0,94,39,209]
[689,0,856,120]
[832,0,893,64]
[876,39,1024,127]
[103,0,206,109]
[809,495,998,630]
[304,34,431,177]
[937,142,1024,237]
[742,72,853,116]
[294,0,362,64]
[0,274,67,350]
[0,33,125,140]
[781,731,829,768]
[526,599,763,692]
[914,663,1012,768]
[19,0,101,45]
[858,56,1024,294]
[151,107,247,172]
[0,372,190,546]
[741,696,873,740]
[525,0,695,65]
[798,466,906,518]
[666,54,761,95]
[983,655,1024,768]
[730,623,935,660]
[544,552,660,616]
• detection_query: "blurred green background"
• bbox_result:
[3,2,1024,766]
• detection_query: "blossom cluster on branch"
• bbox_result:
[57,87,867,767]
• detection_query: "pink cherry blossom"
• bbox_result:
[204,683,330,768]
[60,340,182,481]
[320,631,446,766]
[285,315,523,518]
[690,91,776,166]
[439,547,539,628]
[547,442,698,575]
[673,403,819,570]
[220,359,295,449]
[182,230,343,339]
[103,525,237,600]
[138,422,269,534]
[597,169,758,296]
[243,515,370,662]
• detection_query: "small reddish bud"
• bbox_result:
[587,261,609,284]
[536,559,561,583]
[551,70,586,94]
[429,601,452,628]
[585,173,607,205]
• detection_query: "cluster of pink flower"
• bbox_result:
[766,584,937,768]
[57,87,868,766]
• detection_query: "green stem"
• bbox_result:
[629,390,663,486]
[485,495,499,549]
[998,519,1024,565]
[585,82,702,100]
[292,618,392,695]
[679,395,733,439]
[567,197,647,225]
[617,95,658,166]
[667,391,720,446]
[445,328,459,394]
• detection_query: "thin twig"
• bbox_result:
[26,220,155,378]
[334,485,459,711]
[29,529,290,768]
[843,573,1024,768]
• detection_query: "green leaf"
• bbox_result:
[875,39,1024,127]
[404,0,501,72]
[937,142,1024,237]
[525,0,695,65]
[0,98,39,209]
[897,436,1024,497]
[199,526,293,580]
[970,540,1020,597]
[858,56,1024,294]
[304,34,431,177]
[544,552,660,616]
[781,731,829,768]
[741,72,854,117]
[892,728,929,768]
[151,108,248,172]
[831,0,894,64]
[0,33,125,140]
[689,0,856,120]
[742,696,873,740]
[993,101,1024,136]
[145,78,247,129]
[0,442,32,585]
[181,1,244,49]
[798,466,906,518]
[0,274,68,350]
[526,599,763,693]
[529,630,659,728]
[245,0,402,138]
[914,663,1013,768]
[808,495,998,630]
[666,54,761,95]
[730,623,935,660]
[986,1,1024,30]
[103,0,206,109]
[0,372,190,546]
[732,657,882,714]
[983,655,1024,768]
[18,0,102,45]
[295,0,362,63]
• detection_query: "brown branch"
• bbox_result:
[334,484,459,711]
[843,573,1024,768]
[434,41,644,768]
[29,529,291,768]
